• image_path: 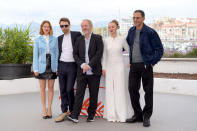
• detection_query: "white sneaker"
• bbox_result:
[67,115,79,123]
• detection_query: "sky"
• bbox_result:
[0,0,197,26]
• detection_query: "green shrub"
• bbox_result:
[185,48,197,58]
[164,48,197,58]
[0,25,33,64]
[168,52,183,58]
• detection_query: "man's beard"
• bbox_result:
[83,30,90,35]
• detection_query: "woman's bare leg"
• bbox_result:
[39,79,47,116]
[47,79,55,116]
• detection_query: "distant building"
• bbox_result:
[149,17,197,42]
[93,17,132,38]
[94,17,197,52]
[119,17,132,36]
[93,27,109,38]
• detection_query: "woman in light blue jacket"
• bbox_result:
[33,20,58,119]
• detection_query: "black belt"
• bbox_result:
[59,61,76,64]
[131,62,144,65]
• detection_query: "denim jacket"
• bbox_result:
[33,35,58,73]
[126,24,164,66]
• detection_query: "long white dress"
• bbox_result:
[103,35,133,122]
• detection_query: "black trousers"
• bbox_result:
[128,62,153,119]
[58,61,77,113]
[71,74,101,119]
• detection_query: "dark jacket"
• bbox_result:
[73,33,104,76]
[126,24,164,66]
[58,31,81,62]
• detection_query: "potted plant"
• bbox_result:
[0,25,33,80]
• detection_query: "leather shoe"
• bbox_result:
[55,112,68,123]
[143,117,150,127]
[67,115,79,123]
[87,117,94,122]
[126,115,143,123]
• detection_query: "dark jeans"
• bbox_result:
[128,62,153,119]
[71,74,101,119]
[58,61,77,113]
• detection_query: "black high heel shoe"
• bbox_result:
[47,115,52,119]
[42,115,48,119]
[46,108,52,119]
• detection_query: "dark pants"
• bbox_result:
[58,61,77,113]
[128,62,153,119]
[71,74,101,119]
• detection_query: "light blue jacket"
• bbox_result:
[33,35,59,73]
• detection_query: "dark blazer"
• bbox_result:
[58,31,81,61]
[126,24,164,66]
[73,33,104,76]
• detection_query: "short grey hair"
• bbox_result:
[82,19,93,27]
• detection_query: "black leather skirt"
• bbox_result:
[35,54,57,79]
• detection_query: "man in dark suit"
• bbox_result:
[55,18,81,123]
[67,19,104,123]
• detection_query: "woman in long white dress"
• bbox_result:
[102,20,132,122]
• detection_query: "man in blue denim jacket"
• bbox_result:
[126,10,163,127]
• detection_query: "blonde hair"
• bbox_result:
[39,20,53,35]
[110,19,120,29]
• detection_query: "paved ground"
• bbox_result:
[0,91,197,131]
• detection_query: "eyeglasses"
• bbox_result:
[132,17,142,20]
[60,25,69,28]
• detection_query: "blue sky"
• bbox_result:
[0,0,197,26]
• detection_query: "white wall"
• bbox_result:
[154,58,197,74]
[123,55,197,74]
[0,78,59,95]
[1,77,197,96]
[1,57,197,96]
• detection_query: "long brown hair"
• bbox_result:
[39,20,53,35]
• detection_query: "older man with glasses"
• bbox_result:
[55,18,81,123]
